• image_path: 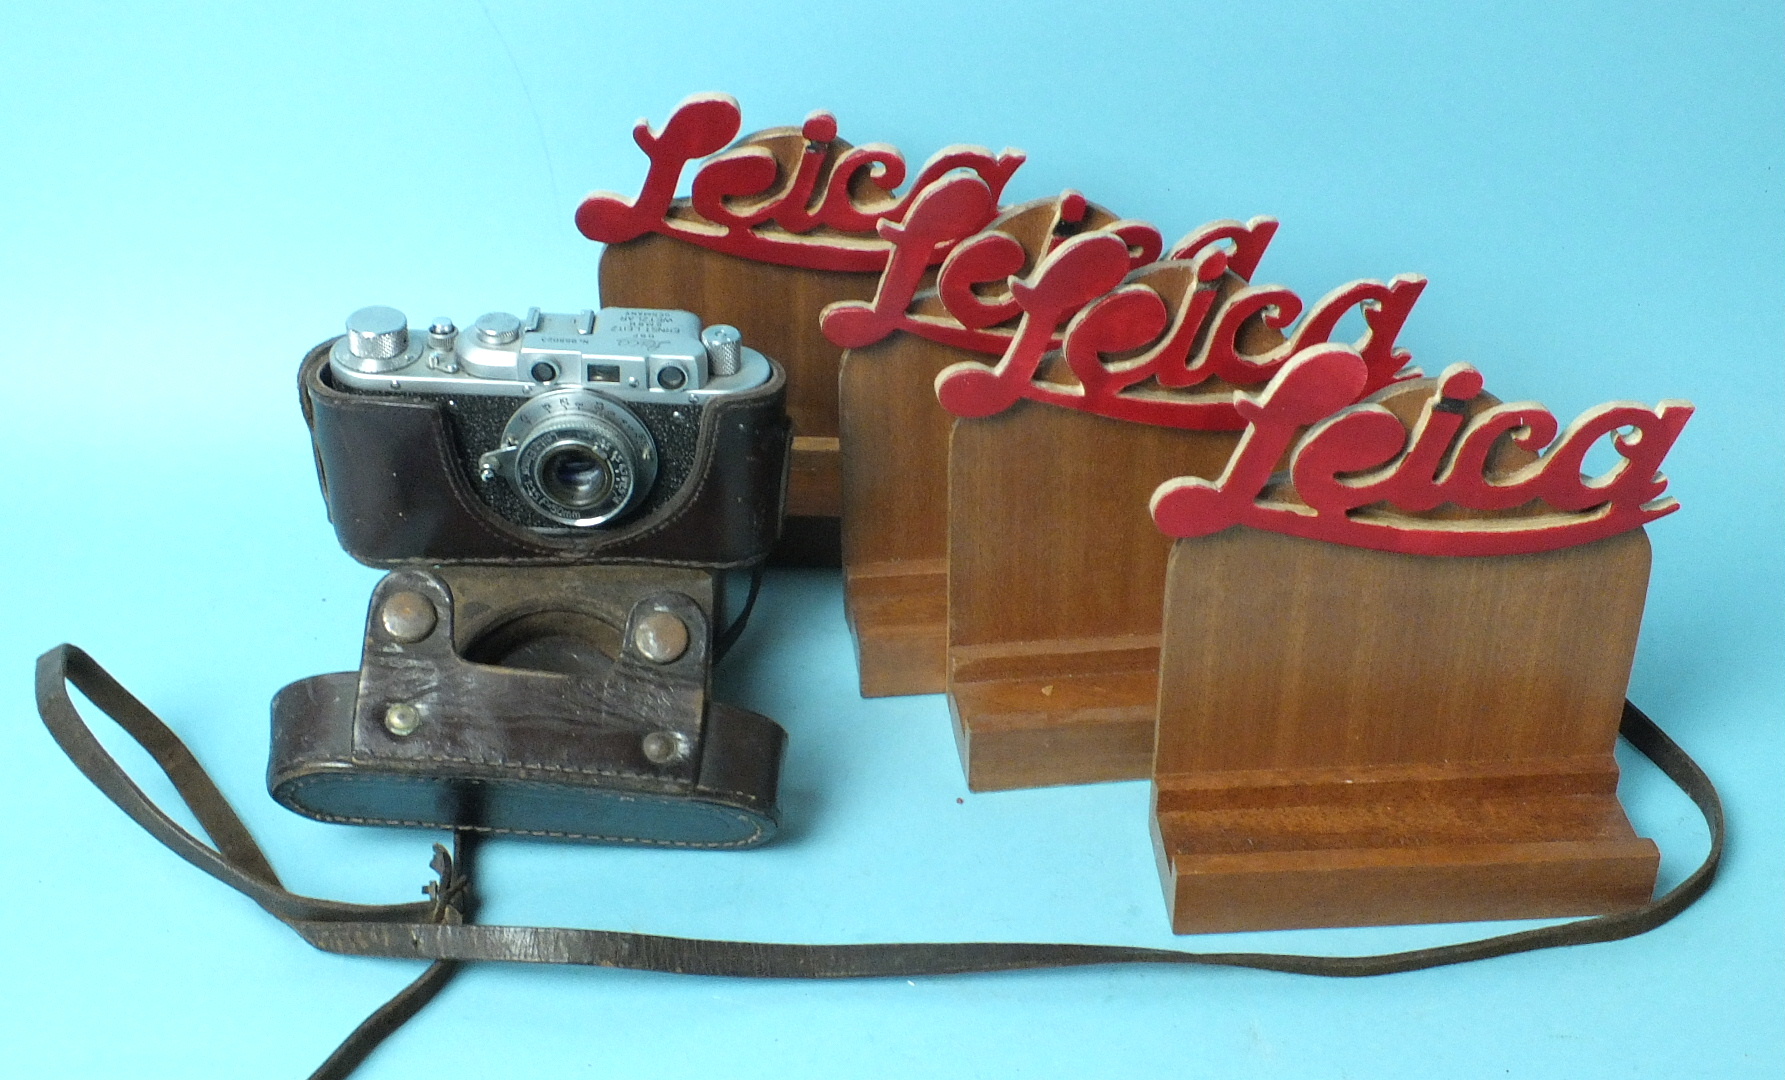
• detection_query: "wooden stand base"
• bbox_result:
[1152,526,1661,933]
[950,671,1156,791]
[844,559,947,698]
[1153,760,1658,933]
[947,637,1159,791]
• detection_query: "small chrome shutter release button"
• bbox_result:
[474,311,523,346]
[346,306,409,361]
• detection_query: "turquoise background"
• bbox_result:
[2,2,1779,1077]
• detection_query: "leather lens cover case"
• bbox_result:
[269,567,785,848]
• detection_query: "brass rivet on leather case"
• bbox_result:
[379,591,438,643]
[641,730,688,765]
[633,610,689,664]
[383,702,422,737]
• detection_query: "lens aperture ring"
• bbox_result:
[496,389,659,528]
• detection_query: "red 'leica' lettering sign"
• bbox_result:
[819,180,1170,353]
[575,93,1025,273]
[819,181,1280,361]
[575,94,1694,554]
[1148,346,1693,556]
[932,231,1427,430]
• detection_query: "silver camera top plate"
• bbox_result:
[328,306,770,407]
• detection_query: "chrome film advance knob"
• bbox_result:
[701,324,743,377]
[346,306,410,362]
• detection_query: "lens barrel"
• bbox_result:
[493,389,659,527]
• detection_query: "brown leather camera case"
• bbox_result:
[298,341,793,569]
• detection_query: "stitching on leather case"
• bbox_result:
[280,774,764,847]
[353,750,660,785]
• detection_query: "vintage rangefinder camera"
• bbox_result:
[270,306,793,849]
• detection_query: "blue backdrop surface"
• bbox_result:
[1,2,1780,1077]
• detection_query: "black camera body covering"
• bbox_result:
[271,308,793,847]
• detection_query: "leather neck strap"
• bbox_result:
[35,644,1725,1080]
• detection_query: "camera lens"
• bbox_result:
[520,431,634,525]
[539,444,614,509]
[656,365,687,390]
[497,388,659,528]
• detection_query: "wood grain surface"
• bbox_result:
[835,195,1148,697]
[1150,526,1660,932]
[839,335,972,696]
[599,232,879,555]
[947,402,1239,789]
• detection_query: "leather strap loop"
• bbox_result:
[36,646,440,925]
[35,644,1724,1077]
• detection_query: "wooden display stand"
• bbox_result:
[837,195,1157,698]
[931,225,1301,787]
[947,404,1237,790]
[599,236,876,560]
[1149,526,1662,933]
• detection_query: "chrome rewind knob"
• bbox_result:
[701,324,743,377]
[345,306,409,362]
